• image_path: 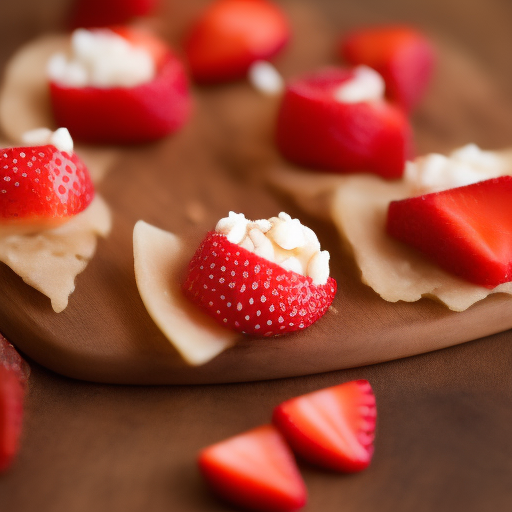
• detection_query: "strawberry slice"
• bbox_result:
[340,26,435,112]
[184,0,290,84]
[182,232,336,336]
[198,424,307,512]
[276,67,412,179]
[386,176,512,287]
[49,28,191,144]
[273,380,377,472]
[69,0,158,29]
[0,145,94,229]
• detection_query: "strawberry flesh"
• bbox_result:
[387,176,512,287]
[182,232,336,336]
[198,424,307,512]
[0,145,94,227]
[275,67,412,178]
[273,380,377,472]
[184,0,290,83]
[341,26,435,112]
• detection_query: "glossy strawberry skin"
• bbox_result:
[198,425,307,512]
[341,26,435,112]
[273,380,377,473]
[0,146,94,226]
[275,67,412,179]
[184,0,290,84]
[49,30,191,144]
[69,0,158,29]
[182,232,336,336]
[387,176,512,287]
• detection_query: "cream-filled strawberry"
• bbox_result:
[182,212,336,336]
[0,128,94,230]
[275,66,412,179]
[340,26,435,112]
[47,27,191,143]
[184,0,290,84]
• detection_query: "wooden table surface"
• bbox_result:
[1,0,512,511]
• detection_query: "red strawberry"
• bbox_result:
[340,26,435,112]
[273,380,376,472]
[387,176,512,287]
[198,424,307,512]
[275,67,412,179]
[49,28,191,144]
[0,334,30,387]
[182,232,336,336]
[69,0,158,29]
[0,145,94,228]
[184,0,290,84]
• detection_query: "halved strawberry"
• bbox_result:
[275,67,412,178]
[273,380,376,472]
[182,232,336,336]
[49,28,191,144]
[387,176,512,287]
[184,0,290,84]
[0,145,94,229]
[340,26,435,112]
[198,424,307,512]
[69,0,158,29]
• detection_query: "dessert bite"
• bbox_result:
[275,66,412,178]
[182,212,336,336]
[0,129,111,312]
[47,27,191,143]
[184,0,290,84]
[340,25,435,112]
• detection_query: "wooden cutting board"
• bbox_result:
[1,3,512,385]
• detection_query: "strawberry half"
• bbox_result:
[184,0,290,84]
[198,424,307,512]
[49,28,191,144]
[273,380,377,472]
[387,176,512,287]
[69,0,158,29]
[182,232,336,336]
[275,67,412,179]
[0,145,94,229]
[340,26,435,112]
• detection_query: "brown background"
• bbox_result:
[1,0,512,510]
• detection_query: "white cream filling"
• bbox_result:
[334,65,385,104]
[47,29,155,88]
[21,127,74,153]
[248,60,284,96]
[405,144,511,194]
[215,211,330,285]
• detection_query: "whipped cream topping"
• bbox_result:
[47,29,155,88]
[215,212,330,285]
[405,144,511,194]
[334,65,385,104]
[21,127,74,153]
[248,60,284,96]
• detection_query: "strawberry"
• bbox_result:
[275,67,412,179]
[273,380,377,472]
[387,176,512,287]
[182,232,336,336]
[340,25,435,112]
[69,0,158,29]
[0,335,27,473]
[0,145,94,228]
[198,424,307,512]
[184,0,290,84]
[49,28,191,144]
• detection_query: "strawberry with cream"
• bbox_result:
[47,27,191,143]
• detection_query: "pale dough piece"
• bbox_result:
[133,221,238,366]
[0,34,119,183]
[0,196,111,313]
